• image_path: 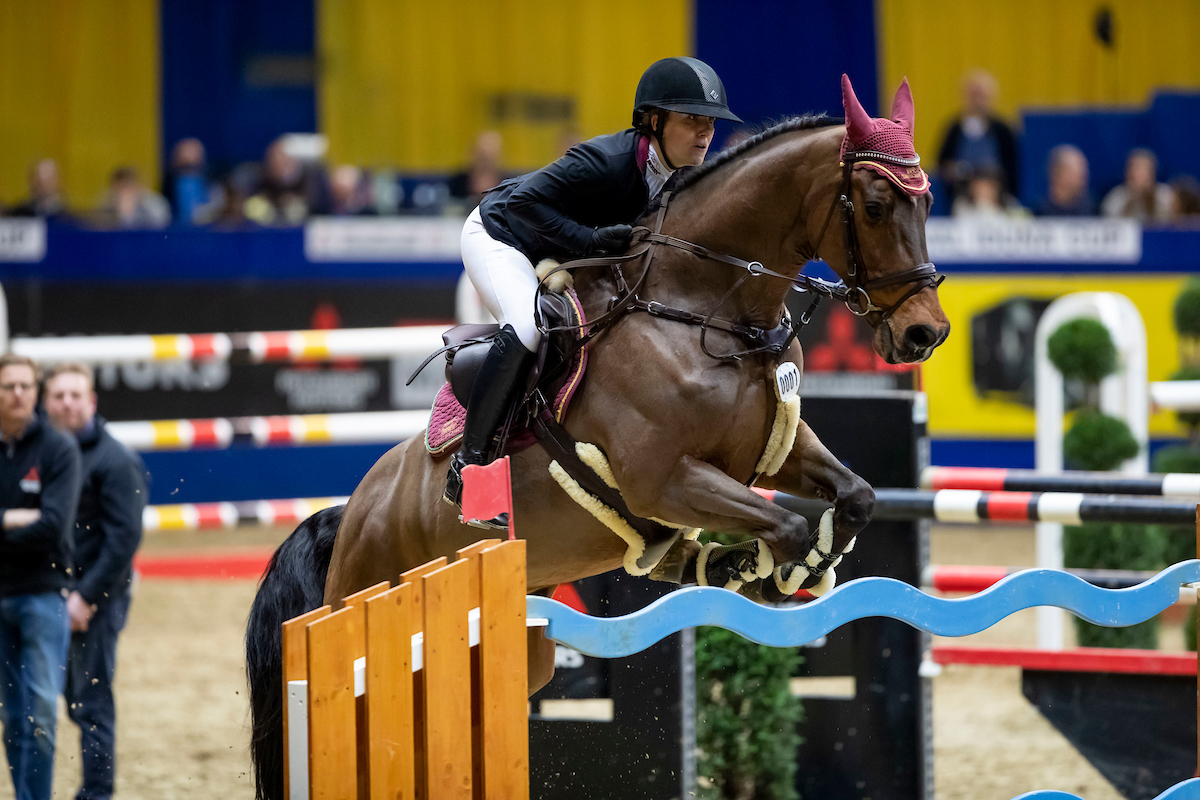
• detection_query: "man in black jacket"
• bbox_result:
[44,363,146,800]
[0,354,82,800]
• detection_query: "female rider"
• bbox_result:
[447,56,742,517]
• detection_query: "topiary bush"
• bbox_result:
[1173,279,1200,339]
[694,529,803,800]
[1047,318,1119,384]
[695,626,803,800]
[1167,365,1200,434]
[1064,521,1169,648]
[1154,442,1200,475]
[1062,409,1140,471]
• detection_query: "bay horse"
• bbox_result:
[246,75,949,799]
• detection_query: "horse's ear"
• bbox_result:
[841,74,872,146]
[891,77,915,134]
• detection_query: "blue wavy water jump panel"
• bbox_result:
[1012,778,1200,800]
[525,561,1200,659]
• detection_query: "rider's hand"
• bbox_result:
[586,224,633,256]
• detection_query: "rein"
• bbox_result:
[535,148,944,361]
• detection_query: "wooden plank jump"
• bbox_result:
[281,539,528,800]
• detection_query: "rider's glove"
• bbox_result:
[586,224,633,256]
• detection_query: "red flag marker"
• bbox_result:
[461,456,515,540]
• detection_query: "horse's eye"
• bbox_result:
[865,202,885,220]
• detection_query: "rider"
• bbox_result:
[447,56,742,514]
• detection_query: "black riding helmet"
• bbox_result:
[633,57,742,170]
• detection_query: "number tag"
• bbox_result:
[774,362,800,402]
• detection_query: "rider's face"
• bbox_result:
[656,111,715,167]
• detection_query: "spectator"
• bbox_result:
[1101,148,1174,224]
[448,131,506,210]
[8,159,69,219]
[0,354,83,800]
[936,70,1020,203]
[329,165,373,216]
[44,363,145,800]
[163,138,220,225]
[244,138,330,225]
[1035,145,1095,216]
[96,167,170,229]
[1169,176,1200,225]
[951,165,1026,218]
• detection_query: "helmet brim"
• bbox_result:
[648,100,743,124]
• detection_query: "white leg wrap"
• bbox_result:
[777,509,852,596]
[696,542,720,587]
[773,563,809,595]
[816,508,834,553]
[742,538,774,581]
[806,566,837,597]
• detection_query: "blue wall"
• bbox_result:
[161,0,317,176]
[694,0,877,146]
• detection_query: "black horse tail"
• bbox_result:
[246,504,343,800]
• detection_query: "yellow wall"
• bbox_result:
[924,275,1192,440]
[877,0,1200,168]
[318,0,691,173]
[0,0,160,207]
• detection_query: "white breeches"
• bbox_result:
[460,208,542,351]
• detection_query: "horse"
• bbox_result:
[245,75,949,799]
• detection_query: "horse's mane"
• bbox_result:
[669,113,843,197]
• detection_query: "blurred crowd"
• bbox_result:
[5,72,1200,230]
[934,70,1200,225]
[0,128,560,230]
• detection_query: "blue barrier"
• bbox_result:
[527,560,1200,659]
[1013,783,1200,800]
[526,561,1200,800]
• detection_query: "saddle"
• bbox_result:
[423,290,589,457]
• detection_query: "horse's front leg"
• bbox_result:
[617,454,815,591]
[757,419,875,592]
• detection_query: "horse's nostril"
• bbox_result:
[903,324,937,350]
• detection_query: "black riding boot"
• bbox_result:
[444,325,536,517]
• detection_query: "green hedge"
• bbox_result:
[1063,521,1169,648]
[1062,410,1139,471]
[1173,278,1200,338]
[1047,318,1118,383]
[695,627,803,800]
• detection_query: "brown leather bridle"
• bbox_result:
[809,151,944,321]
[534,149,945,360]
